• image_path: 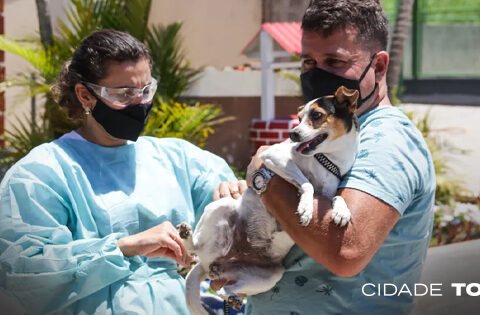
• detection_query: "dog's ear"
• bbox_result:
[297,105,305,120]
[335,86,359,114]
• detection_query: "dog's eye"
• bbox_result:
[311,111,323,120]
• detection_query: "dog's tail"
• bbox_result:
[185,263,209,315]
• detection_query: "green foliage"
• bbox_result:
[147,23,201,101]
[143,99,234,149]
[381,0,480,24]
[2,115,52,161]
[407,109,480,245]
[0,0,216,172]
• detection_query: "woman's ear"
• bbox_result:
[75,83,96,109]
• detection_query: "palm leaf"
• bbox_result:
[146,23,202,101]
[0,36,58,81]
[3,114,51,159]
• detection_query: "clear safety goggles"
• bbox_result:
[84,78,158,106]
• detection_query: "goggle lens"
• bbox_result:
[85,78,158,106]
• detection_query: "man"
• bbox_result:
[215,1,435,314]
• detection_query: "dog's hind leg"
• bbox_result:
[218,264,284,297]
[214,264,284,310]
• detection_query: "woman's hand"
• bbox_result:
[118,222,190,266]
[213,180,248,201]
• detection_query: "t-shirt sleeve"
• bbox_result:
[338,118,428,215]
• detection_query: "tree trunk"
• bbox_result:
[387,0,416,100]
[35,0,53,49]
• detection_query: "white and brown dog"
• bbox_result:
[178,86,360,315]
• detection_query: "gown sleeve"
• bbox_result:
[182,141,237,226]
[0,161,133,314]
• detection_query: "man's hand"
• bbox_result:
[246,145,270,186]
[118,222,191,267]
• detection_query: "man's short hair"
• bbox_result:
[302,0,389,52]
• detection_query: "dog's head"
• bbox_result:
[290,86,359,156]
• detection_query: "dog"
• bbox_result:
[178,86,360,315]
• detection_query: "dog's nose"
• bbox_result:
[289,131,301,142]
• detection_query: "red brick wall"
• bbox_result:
[0,0,4,148]
[250,117,299,149]
[194,95,304,171]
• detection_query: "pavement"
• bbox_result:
[412,239,480,315]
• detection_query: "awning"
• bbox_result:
[241,22,302,57]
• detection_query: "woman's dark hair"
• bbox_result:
[302,0,389,52]
[51,29,152,120]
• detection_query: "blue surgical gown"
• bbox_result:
[0,135,235,314]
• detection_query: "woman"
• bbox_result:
[0,29,235,314]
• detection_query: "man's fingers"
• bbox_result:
[210,278,237,291]
[210,279,227,291]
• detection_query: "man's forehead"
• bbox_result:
[301,27,363,57]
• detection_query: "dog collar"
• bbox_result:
[314,153,342,180]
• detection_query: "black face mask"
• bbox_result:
[300,54,378,106]
[91,99,153,141]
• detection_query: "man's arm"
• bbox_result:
[261,175,400,277]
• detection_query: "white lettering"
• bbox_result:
[362,283,375,296]
[466,283,480,296]
[430,283,443,296]
[414,283,428,296]
[398,283,413,296]
[451,283,466,296]
[384,283,398,296]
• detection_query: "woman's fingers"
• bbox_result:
[228,181,242,200]
[159,235,184,265]
[213,187,220,201]
[214,180,248,200]
[217,182,231,199]
[170,231,189,266]
[238,180,248,194]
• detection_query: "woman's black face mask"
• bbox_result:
[300,54,378,106]
[91,98,152,142]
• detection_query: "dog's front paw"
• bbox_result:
[177,222,192,239]
[296,184,314,226]
[331,196,351,227]
[297,201,314,226]
[297,197,314,226]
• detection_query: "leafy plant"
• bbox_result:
[143,99,234,149]
[407,110,480,245]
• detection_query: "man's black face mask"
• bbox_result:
[300,54,378,106]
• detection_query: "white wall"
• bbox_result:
[402,104,480,195]
[185,67,301,97]
[149,0,261,68]
[4,0,69,133]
